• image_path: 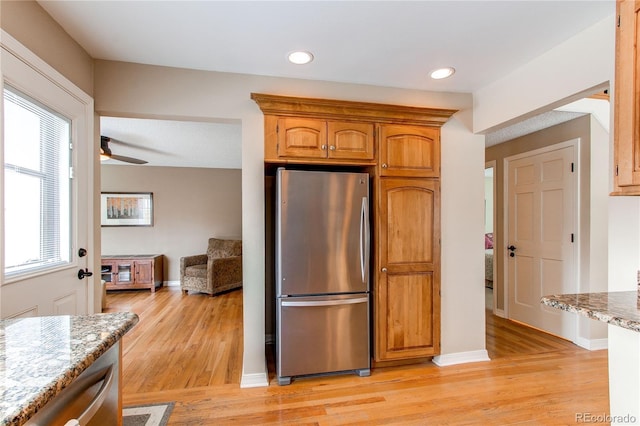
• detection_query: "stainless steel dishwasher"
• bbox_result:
[25,342,121,426]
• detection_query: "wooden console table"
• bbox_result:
[101,254,163,292]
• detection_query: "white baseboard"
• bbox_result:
[432,350,491,367]
[164,280,180,287]
[575,336,608,351]
[240,361,270,388]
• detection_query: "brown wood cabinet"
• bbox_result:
[254,93,455,365]
[374,178,441,361]
[613,0,640,195]
[102,255,163,292]
[276,117,374,161]
[379,124,440,177]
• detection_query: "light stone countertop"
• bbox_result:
[0,312,139,426]
[541,291,640,332]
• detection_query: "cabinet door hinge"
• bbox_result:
[618,14,621,27]
[571,162,574,173]
[616,165,619,176]
[69,166,74,179]
[571,233,575,243]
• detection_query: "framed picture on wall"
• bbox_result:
[101,192,153,226]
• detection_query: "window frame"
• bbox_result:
[3,84,73,278]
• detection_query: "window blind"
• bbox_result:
[3,85,72,277]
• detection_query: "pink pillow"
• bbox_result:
[485,233,494,249]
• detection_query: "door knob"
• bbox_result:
[381,267,388,272]
[78,268,93,280]
[508,245,516,251]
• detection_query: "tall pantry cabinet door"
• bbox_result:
[613,0,640,193]
[277,117,327,159]
[378,124,440,177]
[375,178,441,361]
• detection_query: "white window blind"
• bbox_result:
[3,85,72,278]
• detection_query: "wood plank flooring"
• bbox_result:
[105,286,609,425]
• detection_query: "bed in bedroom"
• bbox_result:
[485,233,494,289]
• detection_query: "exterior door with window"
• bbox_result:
[1,36,94,318]
[505,142,576,341]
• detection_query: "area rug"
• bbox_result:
[123,402,174,426]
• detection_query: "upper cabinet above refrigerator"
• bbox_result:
[252,92,456,167]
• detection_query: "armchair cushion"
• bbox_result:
[185,263,207,279]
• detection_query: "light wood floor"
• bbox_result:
[106,286,609,425]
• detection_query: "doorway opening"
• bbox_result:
[484,162,496,313]
[483,86,610,350]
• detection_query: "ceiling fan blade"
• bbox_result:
[101,136,148,164]
[109,153,148,164]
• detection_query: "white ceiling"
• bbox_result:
[100,117,241,168]
[38,0,615,167]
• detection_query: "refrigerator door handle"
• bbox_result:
[360,196,369,284]
[281,297,369,307]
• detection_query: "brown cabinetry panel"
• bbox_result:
[375,178,440,361]
[277,117,327,159]
[382,272,436,357]
[613,0,640,194]
[379,125,440,177]
[327,121,374,160]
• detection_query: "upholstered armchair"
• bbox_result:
[180,238,242,296]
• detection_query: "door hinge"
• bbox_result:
[571,162,574,173]
[69,166,74,179]
[618,14,621,27]
[571,233,575,243]
[616,165,619,176]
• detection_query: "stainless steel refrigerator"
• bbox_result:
[276,168,371,385]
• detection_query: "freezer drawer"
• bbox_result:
[277,294,370,385]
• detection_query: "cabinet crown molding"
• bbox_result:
[251,93,458,127]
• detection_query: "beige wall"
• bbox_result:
[485,115,609,345]
[101,165,242,282]
[1,0,94,96]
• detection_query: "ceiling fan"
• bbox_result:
[100,136,148,164]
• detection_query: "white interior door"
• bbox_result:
[0,34,94,318]
[505,142,577,340]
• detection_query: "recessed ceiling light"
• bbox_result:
[430,67,456,80]
[288,51,314,65]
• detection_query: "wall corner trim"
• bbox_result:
[432,350,491,367]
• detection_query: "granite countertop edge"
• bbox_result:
[541,291,640,333]
[0,312,139,426]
